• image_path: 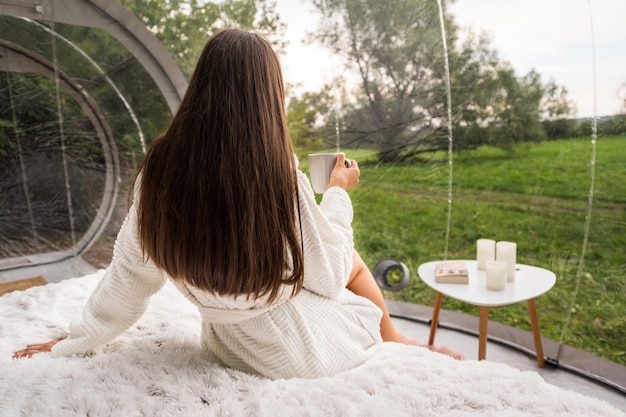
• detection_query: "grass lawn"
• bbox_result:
[299,136,626,365]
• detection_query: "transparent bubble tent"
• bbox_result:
[0,0,624,409]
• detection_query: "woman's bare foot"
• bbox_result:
[393,332,464,360]
[429,345,464,360]
[394,332,421,345]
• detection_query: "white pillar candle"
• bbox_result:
[486,260,507,291]
[496,241,517,282]
[476,239,496,270]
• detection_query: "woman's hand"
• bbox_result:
[327,153,360,191]
[12,337,66,359]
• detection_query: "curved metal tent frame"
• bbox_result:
[0,39,120,268]
[0,0,186,114]
[0,0,187,271]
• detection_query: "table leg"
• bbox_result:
[478,306,489,360]
[428,292,443,345]
[527,298,545,368]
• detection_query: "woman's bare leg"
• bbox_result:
[347,250,464,360]
[346,250,403,342]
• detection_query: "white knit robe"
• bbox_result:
[51,169,383,379]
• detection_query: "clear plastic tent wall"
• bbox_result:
[0,3,176,269]
[0,0,624,387]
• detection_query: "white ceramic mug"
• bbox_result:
[308,153,339,194]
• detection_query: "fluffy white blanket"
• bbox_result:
[1,271,623,417]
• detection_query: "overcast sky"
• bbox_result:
[274,0,626,118]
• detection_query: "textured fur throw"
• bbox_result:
[1,271,623,417]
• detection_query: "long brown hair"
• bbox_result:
[136,28,304,302]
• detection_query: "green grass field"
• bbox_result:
[299,136,625,365]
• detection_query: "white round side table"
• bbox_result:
[418,260,556,367]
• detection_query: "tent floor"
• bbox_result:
[389,308,626,412]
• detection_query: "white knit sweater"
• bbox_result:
[51,169,383,379]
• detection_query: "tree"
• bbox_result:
[309,0,565,160]
[541,79,577,139]
[435,32,546,152]
[311,0,447,161]
[603,82,626,135]
[486,69,547,148]
[120,0,285,77]
[286,89,335,148]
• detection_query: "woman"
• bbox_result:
[13,28,461,378]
